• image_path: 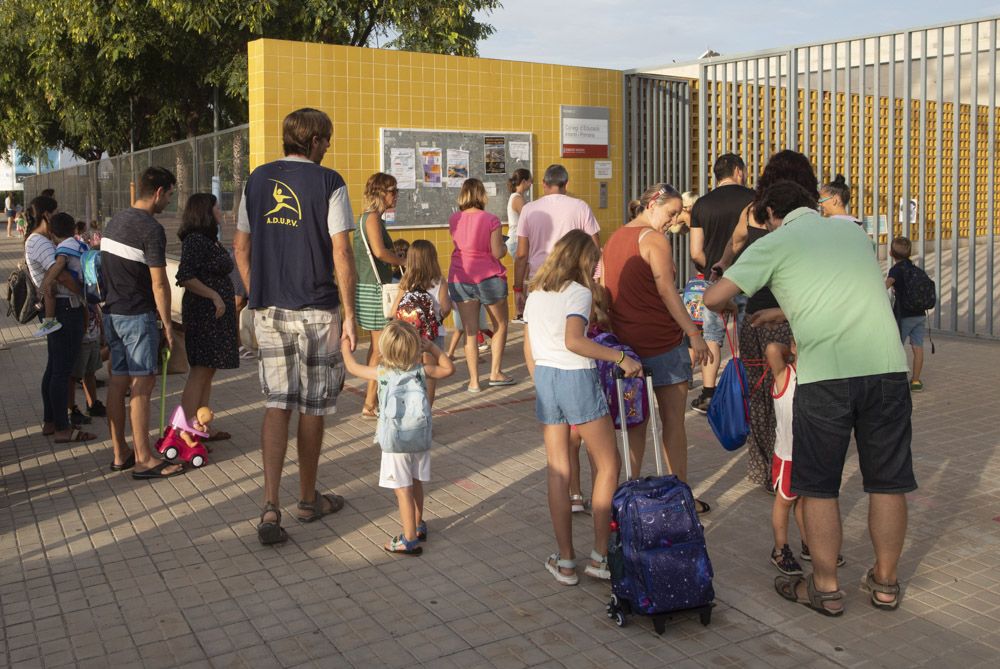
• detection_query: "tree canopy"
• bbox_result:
[0,1,501,162]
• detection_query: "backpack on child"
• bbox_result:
[897,262,936,312]
[395,289,439,341]
[80,249,106,304]
[376,368,432,454]
[5,264,40,324]
[683,274,709,326]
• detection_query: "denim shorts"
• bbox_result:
[448,276,508,306]
[641,341,692,388]
[534,366,609,425]
[791,372,916,498]
[899,316,925,347]
[702,294,747,345]
[104,312,161,376]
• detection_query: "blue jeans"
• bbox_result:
[702,293,747,345]
[42,299,85,430]
[104,312,161,376]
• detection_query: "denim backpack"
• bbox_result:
[377,367,432,453]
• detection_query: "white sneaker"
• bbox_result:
[34,319,62,337]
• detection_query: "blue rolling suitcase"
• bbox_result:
[606,373,715,634]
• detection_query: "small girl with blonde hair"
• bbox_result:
[342,320,454,555]
[389,240,452,405]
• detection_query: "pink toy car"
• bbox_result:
[155,406,210,468]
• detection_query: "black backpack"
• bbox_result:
[5,264,40,324]
[898,262,936,312]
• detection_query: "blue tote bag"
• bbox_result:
[707,315,750,451]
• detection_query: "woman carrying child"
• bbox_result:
[388,240,452,405]
[341,321,454,556]
[523,230,642,586]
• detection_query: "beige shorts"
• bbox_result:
[254,307,345,415]
[379,451,431,489]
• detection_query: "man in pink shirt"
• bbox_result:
[513,164,600,315]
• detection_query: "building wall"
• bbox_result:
[247,39,624,289]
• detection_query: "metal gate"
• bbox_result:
[624,74,694,287]
[691,17,1000,338]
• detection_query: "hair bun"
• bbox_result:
[833,174,847,186]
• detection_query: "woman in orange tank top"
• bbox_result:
[602,183,713,513]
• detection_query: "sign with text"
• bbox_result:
[561,105,609,158]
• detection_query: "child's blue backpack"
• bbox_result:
[81,249,106,304]
[376,367,431,454]
[683,275,709,326]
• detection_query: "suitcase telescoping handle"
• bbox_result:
[614,367,664,480]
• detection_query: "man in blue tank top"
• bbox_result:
[234,108,358,546]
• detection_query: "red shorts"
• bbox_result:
[771,455,797,501]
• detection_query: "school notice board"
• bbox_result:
[379,128,532,228]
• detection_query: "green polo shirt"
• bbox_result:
[725,207,908,384]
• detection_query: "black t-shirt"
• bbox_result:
[888,259,925,318]
[690,184,755,273]
[743,225,780,314]
[101,208,167,315]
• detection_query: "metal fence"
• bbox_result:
[23,125,249,257]
[691,17,1000,338]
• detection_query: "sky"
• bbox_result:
[477,0,1000,70]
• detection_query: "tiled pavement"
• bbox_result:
[2,235,999,668]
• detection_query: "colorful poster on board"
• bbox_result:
[484,136,506,174]
[420,147,442,187]
[446,149,470,187]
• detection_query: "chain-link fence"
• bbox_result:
[23,125,249,257]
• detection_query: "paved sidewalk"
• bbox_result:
[2,236,999,668]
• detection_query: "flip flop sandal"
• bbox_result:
[131,461,185,480]
[695,498,712,514]
[774,574,844,617]
[570,494,586,513]
[109,452,136,472]
[861,568,902,611]
[384,534,422,555]
[297,489,345,522]
[361,408,379,420]
[257,502,288,546]
[488,377,516,387]
[54,428,96,443]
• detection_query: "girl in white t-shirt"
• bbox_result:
[524,230,642,586]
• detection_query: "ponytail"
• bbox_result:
[508,168,531,194]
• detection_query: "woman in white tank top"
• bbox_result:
[505,168,532,257]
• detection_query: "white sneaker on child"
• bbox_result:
[34,319,62,338]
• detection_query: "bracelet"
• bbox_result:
[616,350,626,365]
[513,286,523,293]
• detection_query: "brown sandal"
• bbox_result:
[297,489,345,522]
[775,574,844,617]
[861,568,901,611]
[257,502,288,546]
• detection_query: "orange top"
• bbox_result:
[603,226,683,358]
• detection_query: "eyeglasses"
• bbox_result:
[817,196,832,204]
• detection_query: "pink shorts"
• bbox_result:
[771,455,797,501]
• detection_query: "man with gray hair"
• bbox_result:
[513,164,600,315]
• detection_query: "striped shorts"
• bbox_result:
[254,307,345,415]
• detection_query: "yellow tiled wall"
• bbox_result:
[248,39,624,292]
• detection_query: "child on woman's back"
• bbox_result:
[524,230,642,585]
[342,320,454,556]
[389,240,452,405]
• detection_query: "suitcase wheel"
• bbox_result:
[699,607,712,626]
[613,610,627,627]
[652,616,666,635]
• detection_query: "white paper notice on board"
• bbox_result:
[446,149,470,188]
[484,181,497,197]
[594,160,612,180]
[509,141,530,162]
[389,148,416,189]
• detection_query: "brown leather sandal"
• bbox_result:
[297,489,345,522]
[257,502,288,546]
[775,574,844,617]
[861,568,901,611]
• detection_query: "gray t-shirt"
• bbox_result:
[101,208,167,315]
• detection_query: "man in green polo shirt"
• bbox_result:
[704,180,915,617]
